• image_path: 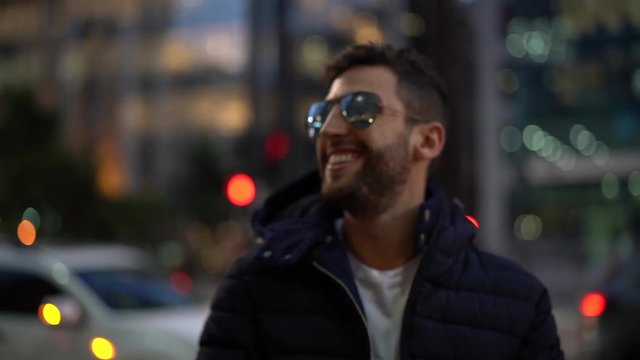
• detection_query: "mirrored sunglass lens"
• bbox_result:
[341,92,379,128]
[306,101,331,137]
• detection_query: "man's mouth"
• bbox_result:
[325,152,362,171]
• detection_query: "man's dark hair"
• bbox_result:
[324,43,448,126]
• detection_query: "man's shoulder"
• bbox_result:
[455,247,548,304]
[224,240,314,280]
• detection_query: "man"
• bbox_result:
[197,43,564,360]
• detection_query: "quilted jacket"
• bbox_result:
[197,171,564,360]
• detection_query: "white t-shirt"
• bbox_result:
[347,252,423,360]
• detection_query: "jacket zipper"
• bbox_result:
[399,244,430,360]
[312,261,372,359]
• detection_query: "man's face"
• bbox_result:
[316,66,414,218]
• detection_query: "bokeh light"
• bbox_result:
[22,207,41,229]
[264,131,291,162]
[556,145,577,171]
[52,263,70,285]
[522,125,543,151]
[506,33,527,58]
[226,173,256,207]
[531,130,547,152]
[537,134,557,158]
[497,68,519,94]
[629,171,640,197]
[395,12,425,37]
[91,337,116,360]
[300,35,329,78]
[591,141,610,166]
[514,214,543,241]
[580,292,607,318]
[575,129,596,155]
[39,303,61,326]
[601,173,619,199]
[170,271,193,294]
[352,12,384,44]
[17,220,37,246]
[500,126,522,153]
[569,124,586,148]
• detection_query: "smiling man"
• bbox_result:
[197,43,564,360]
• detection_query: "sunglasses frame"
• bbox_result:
[305,91,384,138]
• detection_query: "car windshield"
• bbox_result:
[76,270,193,310]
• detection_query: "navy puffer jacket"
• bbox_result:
[197,171,564,360]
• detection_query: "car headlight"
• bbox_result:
[38,303,62,326]
[90,337,117,360]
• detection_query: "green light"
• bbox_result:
[538,135,557,158]
[506,34,526,58]
[22,207,41,230]
[569,124,586,148]
[531,130,546,151]
[500,126,522,153]
[527,31,549,55]
[576,130,595,154]
[523,125,542,151]
[556,145,576,171]
[592,141,609,166]
[601,173,619,199]
[629,171,640,197]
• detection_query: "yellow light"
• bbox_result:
[396,12,425,37]
[352,12,384,44]
[514,214,543,241]
[17,220,37,246]
[497,68,519,94]
[38,303,61,326]
[299,35,329,77]
[91,337,116,360]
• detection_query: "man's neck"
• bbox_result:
[343,203,420,270]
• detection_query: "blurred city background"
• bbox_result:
[1,0,640,358]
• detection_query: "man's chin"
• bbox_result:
[321,177,356,202]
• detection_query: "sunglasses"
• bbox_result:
[305,91,388,138]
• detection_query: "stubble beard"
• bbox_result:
[320,133,412,219]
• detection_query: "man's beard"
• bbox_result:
[320,132,412,219]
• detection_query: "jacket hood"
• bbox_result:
[252,171,338,236]
[249,171,338,265]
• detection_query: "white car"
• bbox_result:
[0,242,208,360]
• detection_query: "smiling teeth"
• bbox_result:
[328,153,357,164]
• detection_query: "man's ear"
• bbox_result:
[411,122,446,162]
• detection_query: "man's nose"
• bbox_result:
[319,104,349,137]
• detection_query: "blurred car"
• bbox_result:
[579,256,640,360]
[0,242,208,360]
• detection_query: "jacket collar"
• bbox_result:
[250,170,478,271]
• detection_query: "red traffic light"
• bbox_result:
[226,173,256,207]
[580,291,606,318]
[264,131,291,163]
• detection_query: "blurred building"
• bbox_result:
[0,0,250,198]
[1,0,471,197]
[494,0,640,283]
